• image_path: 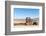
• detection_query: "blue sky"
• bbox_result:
[14,8,39,19]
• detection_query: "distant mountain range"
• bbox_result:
[32,18,39,21]
[14,18,39,21]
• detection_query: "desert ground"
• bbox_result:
[14,18,39,26]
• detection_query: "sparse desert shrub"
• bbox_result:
[33,22,38,25]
